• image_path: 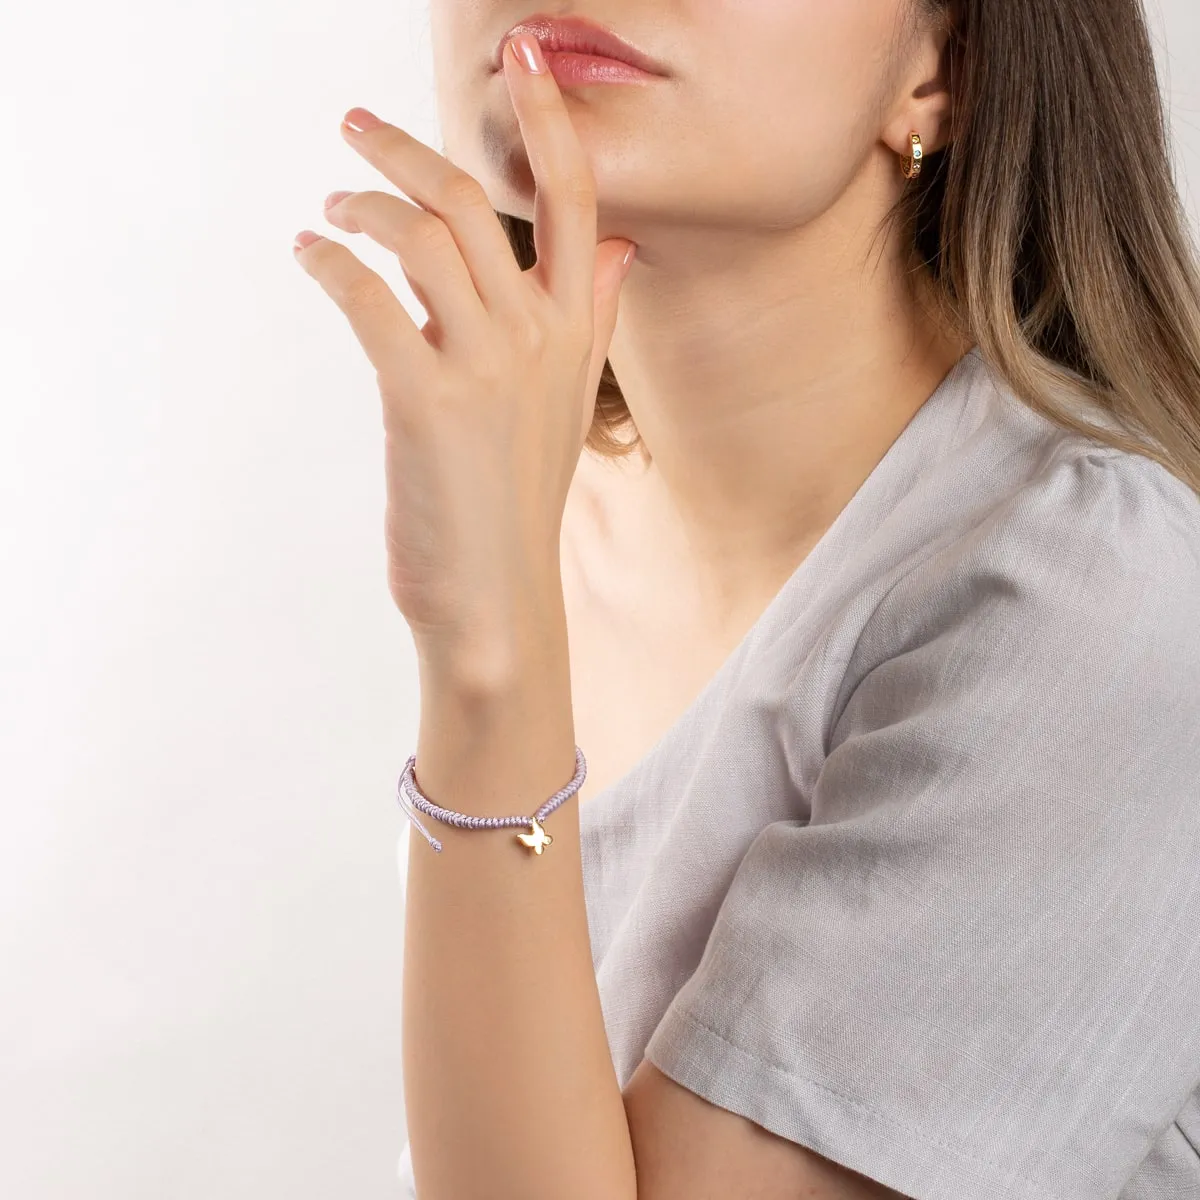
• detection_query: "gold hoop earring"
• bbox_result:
[900,132,924,180]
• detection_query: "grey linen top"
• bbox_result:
[396,346,1200,1200]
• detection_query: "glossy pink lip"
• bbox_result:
[492,13,670,77]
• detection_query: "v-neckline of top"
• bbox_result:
[578,346,981,828]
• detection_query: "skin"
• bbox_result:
[296,3,960,1195]
[427,5,960,1196]
[432,1,969,637]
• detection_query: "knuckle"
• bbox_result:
[558,171,596,210]
[539,292,587,340]
[564,309,595,345]
[506,310,548,355]
[375,128,410,160]
[468,349,507,391]
[437,172,489,212]
[409,213,451,252]
[339,272,392,311]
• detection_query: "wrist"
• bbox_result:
[412,617,577,823]
[414,584,570,702]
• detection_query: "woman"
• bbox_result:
[293,1,1200,1197]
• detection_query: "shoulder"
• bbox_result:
[864,439,1199,653]
[951,351,1200,574]
[832,438,1200,769]
[817,350,1198,668]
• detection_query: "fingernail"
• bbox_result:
[343,107,383,133]
[508,33,547,74]
[325,190,354,209]
[623,244,637,270]
[293,230,322,252]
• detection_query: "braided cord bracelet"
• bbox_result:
[396,745,588,856]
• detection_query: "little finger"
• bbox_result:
[293,232,436,384]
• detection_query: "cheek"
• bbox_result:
[679,0,895,210]
[726,0,894,132]
[428,0,494,153]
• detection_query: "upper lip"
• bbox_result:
[492,13,670,76]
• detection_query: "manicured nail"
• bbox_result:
[293,230,322,252]
[325,190,354,209]
[508,33,546,74]
[343,107,383,133]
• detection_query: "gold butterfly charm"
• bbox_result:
[516,817,553,855]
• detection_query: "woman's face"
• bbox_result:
[430,2,919,242]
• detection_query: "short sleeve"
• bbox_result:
[643,450,1200,1200]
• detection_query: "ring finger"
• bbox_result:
[324,189,490,352]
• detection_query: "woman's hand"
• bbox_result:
[292,35,636,687]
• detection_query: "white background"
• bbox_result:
[2,2,1198,1196]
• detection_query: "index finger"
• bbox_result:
[502,35,598,316]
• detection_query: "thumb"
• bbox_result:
[593,237,636,340]
[580,238,636,441]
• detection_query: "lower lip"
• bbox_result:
[522,51,662,85]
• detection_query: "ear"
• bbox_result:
[897,0,960,157]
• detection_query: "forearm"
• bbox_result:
[400,596,637,1200]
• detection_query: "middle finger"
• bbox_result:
[339,109,531,319]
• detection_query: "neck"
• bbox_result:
[586,171,971,627]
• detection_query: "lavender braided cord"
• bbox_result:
[396,745,588,853]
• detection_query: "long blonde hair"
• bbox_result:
[495,0,1200,496]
